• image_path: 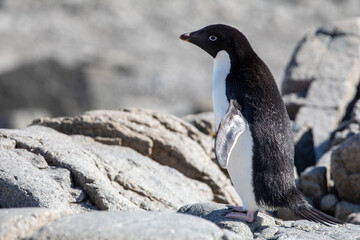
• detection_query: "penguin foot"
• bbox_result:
[225,210,258,223]
[226,205,246,212]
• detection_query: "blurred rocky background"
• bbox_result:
[1,0,360,128]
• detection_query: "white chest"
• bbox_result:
[212,50,231,130]
[212,50,258,211]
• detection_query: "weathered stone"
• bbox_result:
[28,211,242,240]
[182,111,215,135]
[1,125,214,212]
[282,32,330,94]
[259,219,360,240]
[0,208,73,240]
[320,194,338,214]
[0,137,15,149]
[0,146,69,209]
[331,134,360,203]
[33,109,241,205]
[78,137,213,211]
[298,166,327,202]
[335,201,360,221]
[295,107,338,159]
[283,18,360,160]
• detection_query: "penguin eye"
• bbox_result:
[209,35,217,41]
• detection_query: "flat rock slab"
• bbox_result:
[33,108,241,205]
[0,125,213,212]
[27,210,241,240]
[0,208,73,240]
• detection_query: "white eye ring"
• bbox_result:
[209,35,217,41]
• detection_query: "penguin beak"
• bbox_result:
[180,33,191,42]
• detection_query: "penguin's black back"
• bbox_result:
[225,42,298,209]
[224,28,343,225]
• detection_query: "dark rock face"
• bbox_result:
[282,18,360,161]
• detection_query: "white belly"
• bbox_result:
[212,50,258,211]
[227,128,258,211]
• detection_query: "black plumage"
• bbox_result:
[180,24,343,225]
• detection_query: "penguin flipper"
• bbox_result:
[215,99,246,169]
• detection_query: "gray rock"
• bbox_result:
[298,166,327,202]
[0,125,214,212]
[282,18,360,160]
[2,204,360,240]
[331,133,360,203]
[33,109,241,205]
[282,32,330,95]
[0,146,69,209]
[259,220,360,240]
[296,148,336,204]
[182,112,215,135]
[320,194,338,214]
[178,202,275,238]
[331,98,360,147]
[178,203,360,240]
[0,208,73,240]
[335,201,360,221]
[28,211,242,240]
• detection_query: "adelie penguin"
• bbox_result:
[180,24,343,225]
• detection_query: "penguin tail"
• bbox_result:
[287,188,344,226]
[293,205,344,226]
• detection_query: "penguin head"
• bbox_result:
[180,24,250,58]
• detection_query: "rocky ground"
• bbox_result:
[1,10,360,240]
[281,18,360,224]
[1,0,360,128]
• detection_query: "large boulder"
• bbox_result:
[331,133,360,204]
[0,208,73,240]
[33,108,241,205]
[0,125,214,212]
[0,208,241,240]
[282,18,360,161]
